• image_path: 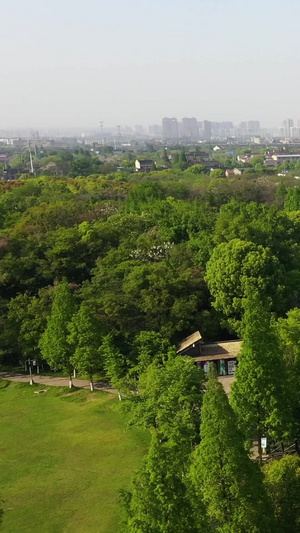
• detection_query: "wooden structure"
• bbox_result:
[177,331,242,376]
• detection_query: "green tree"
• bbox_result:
[263,455,300,533]
[129,354,205,455]
[69,155,102,177]
[214,201,277,244]
[125,182,165,212]
[162,148,170,166]
[210,169,226,179]
[285,187,300,211]
[187,164,206,174]
[190,368,276,533]
[179,149,187,163]
[173,150,188,171]
[212,201,299,276]
[278,308,300,430]
[205,238,286,332]
[230,294,292,461]
[132,330,171,373]
[7,289,53,368]
[172,152,179,166]
[68,304,103,391]
[121,432,208,533]
[39,282,76,388]
[275,182,287,208]
[100,334,128,392]
[249,156,265,172]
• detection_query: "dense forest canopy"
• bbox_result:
[1,167,300,369]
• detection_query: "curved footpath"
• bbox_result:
[0,371,117,394]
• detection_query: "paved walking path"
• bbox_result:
[0,371,117,394]
[0,372,235,396]
[218,375,235,395]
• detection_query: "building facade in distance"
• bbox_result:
[162,117,179,140]
[181,117,199,139]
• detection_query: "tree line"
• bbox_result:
[119,293,300,532]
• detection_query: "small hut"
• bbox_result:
[177,331,242,376]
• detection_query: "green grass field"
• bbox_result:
[0,380,149,532]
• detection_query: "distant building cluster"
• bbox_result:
[280,118,300,139]
[2,116,300,154]
[155,118,261,141]
[144,117,300,142]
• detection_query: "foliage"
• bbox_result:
[210,169,226,179]
[275,182,287,208]
[188,164,206,174]
[68,304,104,386]
[69,155,103,177]
[128,354,205,456]
[7,288,53,362]
[213,201,299,269]
[285,187,300,211]
[100,334,128,389]
[205,238,286,331]
[120,432,208,533]
[39,282,76,378]
[132,330,171,373]
[263,455,300,533]
[230,294,293,454]
[278,308,300,430]
[190,368,276,532]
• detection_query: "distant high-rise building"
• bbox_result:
[221,121,233,130]
[247,121,260,133]
[291,126,300,139]
[162,117,179,140]
[211,121,233,137]
[181,117,199,139]
[135,125,145,135]
[238,122,247,137]
[282,118,294,138]
[148,124,162,136]
[198,120,212,139]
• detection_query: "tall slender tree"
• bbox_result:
[39,282,76,388]
[100,334,127,394]
[278,308,300,431]
[190,367,276,533]
[122,353,208,531]
[230,293,292,461]
[121,431,208,533]
[68,304,103,391]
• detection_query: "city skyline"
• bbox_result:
[1,116,300,140]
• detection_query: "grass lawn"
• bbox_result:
[0,380,149,533]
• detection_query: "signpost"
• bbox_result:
[261,437,267,454]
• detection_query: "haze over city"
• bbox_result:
[2,0,300,130]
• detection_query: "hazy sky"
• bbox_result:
[1,0,300,129]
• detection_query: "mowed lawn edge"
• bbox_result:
[0,380,149,533]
